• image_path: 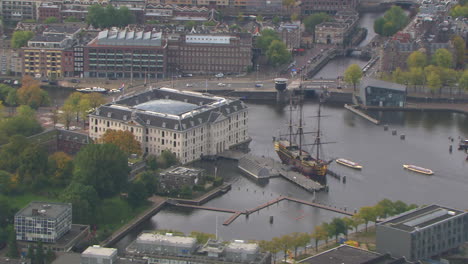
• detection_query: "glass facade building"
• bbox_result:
[359,78,407,107]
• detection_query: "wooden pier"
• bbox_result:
[344,104,380,125]
[169,195,353,226]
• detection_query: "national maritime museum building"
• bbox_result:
[89,88,250,164]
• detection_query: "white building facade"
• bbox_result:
[89,88,249,164]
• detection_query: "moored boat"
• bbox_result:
[403,164,433,175]
[336,158,362,169]
[76,87,107,94]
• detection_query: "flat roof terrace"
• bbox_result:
[380,205,465,232]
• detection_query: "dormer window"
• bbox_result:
[107,112,112,118]
[123,115,127,120]
[146,119,151,125]
[190,121,194,126]
[162,122,166,128]
[198,118,202,124]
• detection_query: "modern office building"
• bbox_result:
[83,29,167,79]
[81,246,118,264]
[376,205,468,262]
[88,88,249,164]
[167,33,252,75]
[1,0,40,22]
[15,202,72,243]
[126,232,270,264]
[358,78,407,107]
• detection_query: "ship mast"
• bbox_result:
[316,100,322,160]
[298,86,303,158]
[289,92,293,146]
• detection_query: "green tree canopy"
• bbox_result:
[451,35,465,69]
[86,4,135,28]
[44,17,59,24]
[406,51,427,69]
[73,144,130,198]
[374,6,409,36]
[358,206,378,231]
[304,13,330,34]
[127,181,148,207]
[11,31,34,49]
[266,40,291,66]
[61,182,99,224]
[458,69,468,94]
[450,2,468,18]
[255,29,281,51]
[433,48,453,68]
[310,225,328,251]
[344,64,363,91]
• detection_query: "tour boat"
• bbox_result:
[76,87,107,94]
[403,164,434,175]
[336,158,362,169]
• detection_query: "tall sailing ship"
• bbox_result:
[274,90,328,184]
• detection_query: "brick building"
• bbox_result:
[38,2,61,22]
[167,33,252,75]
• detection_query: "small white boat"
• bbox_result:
[76,87,107,93]
[336,158,362,169]
[403,164,433,175]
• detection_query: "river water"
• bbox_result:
[114,101,468,251]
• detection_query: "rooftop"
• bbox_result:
[360,77,407,92]
[134,99,198,115]
[299,245,389,264]
[92,88,246,131]
[43,24,82,35]
[225,241,259,253]
[136,233,197,247]
[29,34,67,43]
[16,201,71,219]
[379,204,465,232]
[92,29,163,47]
[82,246,117,257]
[161,166,203,177]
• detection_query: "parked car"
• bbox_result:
[255,83,264,88]
[182,73,193,77]
[217,83,226,87]
[186,83,193,87]
[70,79,80,83]
[215,73,224,78]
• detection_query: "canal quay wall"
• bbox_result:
[101,184,232,247]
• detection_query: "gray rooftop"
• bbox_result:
[92,88,246,131]
[379,204,465,232]
[134,99,198,115]
[161,166,203,177]
[16,201,71,219]
[30,34,67,43]
[94,29,162,47]
[360,77,407,92]
[43,25,82,35]
[299,245,390,264]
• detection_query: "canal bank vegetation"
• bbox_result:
[374,6,409,37]
[257,199,418,264]
[255,29,292,67]
[381,43,468,96]
[450,0,468,18]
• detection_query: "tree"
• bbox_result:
[393,200,410,215]
[100,129,142,156]
[64,17,80,22]
[392,67,407,84]
[136,171,158,195]
[344,64,363,91]
[304,13,330,34]
[351,214,364,233]
[190,231,215,244]
[256,15,264,22]
[407,67,425,89]
[60,103,74,130]
[0,135,30,173]
[6,230,19,258]
[329,217,346,243]
[272,16,281,26]
[374,6,408,36]
[452,35,466,69]
[290,13,299,22]
[48,152,73,187]
[127,181,148,207]
[35,240,45,264]
[157,150,179,169]
[427,70,442,95]
[44,17,59,24]
[255,29,281,51]
[433,48,453,68]
[86,4,134,28]
[457,69,468,94]
[17,76,49,109]
[0,170,14,194]
[450,2,468,18]
[73,144,130,198]
[342,217,354,239]
[81,93,104,110]
[321,222,332,243]
[311,225,328,251]
[359,206,378,232]
[266,40,291,66]
[45,248,55,264]
[407,51,427,69]
[61,182,99,224]
[64,92,83,122]
[290,232,309,258]
[376,199,394,218]
[17,144,49,189]
[11,31,34,48]
[278,234,293,262]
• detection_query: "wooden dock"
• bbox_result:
[169,195,353,226]
[344,104,380,125]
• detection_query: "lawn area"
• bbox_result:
[0,193,61,210]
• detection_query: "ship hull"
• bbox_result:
[275,143,327,184]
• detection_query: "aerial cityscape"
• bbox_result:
[0,0,467,263]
